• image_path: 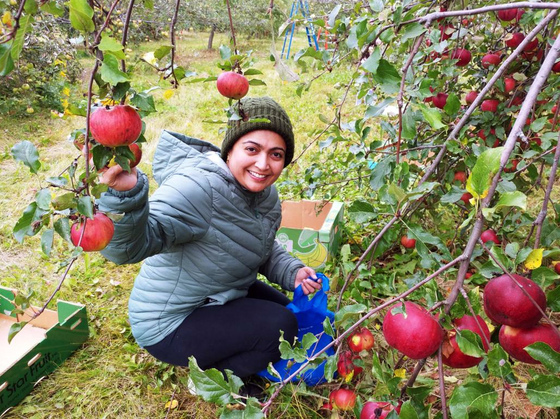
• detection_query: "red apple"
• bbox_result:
[348,328,375,352]
[505,33,525,49]
[329,388,357,411]
[71,212,115,252]
[504,159,519,173]
[554,262,560,275]
[516,9,525,21]
[90,105,143,148]
[216,71,249,100]
[481,53,501,68]
[465,91,478,105]
[460,192,473,205]
[481,99,499,112]
[483,274,547,328]
[442,315,491,368]
[360,401,401,419]
[400,236,416,249]
[480,229,500,245]
[382,301,444,360]
[337,350,363,379]
[499,324,560,364]
[497,8,518,21]
[432,93,448,110]
[504,78,516,94]
[451,48,472,67]
[454,171,467,183]
[128,143,142,168]
[552,61,560,73]
[523,38,539,52]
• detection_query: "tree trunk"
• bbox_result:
[207,24,216,50]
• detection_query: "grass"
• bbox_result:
[0,31,351,419]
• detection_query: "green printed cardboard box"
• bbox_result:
[0,286,89,415]
[276,200,344,270]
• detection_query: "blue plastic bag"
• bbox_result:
[257,273,335,386]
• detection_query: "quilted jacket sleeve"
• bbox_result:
[99,169,212,265]
[259,240,305,291]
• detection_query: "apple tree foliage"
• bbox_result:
[2,0,560,417]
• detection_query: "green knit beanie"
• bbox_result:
[221,97,295,167]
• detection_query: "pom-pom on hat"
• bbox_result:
[221,97,295,167]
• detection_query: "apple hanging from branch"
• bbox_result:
[71,212,115,252]
[90,105,143,147]
[217,71,250,100]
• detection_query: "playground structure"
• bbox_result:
[282,0,332,59]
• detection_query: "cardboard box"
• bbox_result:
[276,200,344,270]
[0,287,89,415]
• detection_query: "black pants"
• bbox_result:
[144,281,298,378]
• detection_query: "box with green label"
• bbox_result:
[0,286,89,415]
[276,200,344,271]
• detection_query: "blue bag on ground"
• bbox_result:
[257,273,335,385]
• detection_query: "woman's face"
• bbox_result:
[227,130,286,193]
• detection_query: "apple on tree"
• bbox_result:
[505,32,525,49]
[497,8,518,22]
[442,314,491,368]
[481,99,499,112]
[481,53,501,68]
[400,235,416,249]
[348,327,375,352]
[483,273,547,328]
[382,301,444,359]
[480,229,500,245]
[499,323,560,364]
[71,212,115,252]
[465,91,478,105]
[329,388,357,411]
[554,262,560,275]
[337,350,363,380]
[216,71,249,100]
[460,192,473,205]
[360,401,401,419]
[432,93,448,110]
[90,105,143,148]
[450,48,472,67]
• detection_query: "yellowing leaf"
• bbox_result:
[394,368,406,378]
[164,399,178,409]
[2,11,13,26]
[63,87,71,96]
[524,248,543,270]
[163,89,175,100]
[142,51,157,66]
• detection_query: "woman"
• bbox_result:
[98,96,322,380]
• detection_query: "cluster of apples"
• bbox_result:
[484,273,560,364]
[70,104,144,252]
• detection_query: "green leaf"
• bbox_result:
[388,183,407,203]
[401,22,426,42]
[11,15,31,61]
[369,0,384,13]
[248,79,266,86]
[449,382,498,419]
[243,68,262,76]
[444,93,461,116]
[13,202,47,242]
[0,42,14,76]
[334,303,367,325]
[153,45,172,59]
[11,140,41,174]
[525,342,560,373]
[494,191,527,211]
[419,104,446,129]
[8,321,27,344]
[219,400,265,418]
[100,54,130,85]
[40,0,65,16]
[402,108,416,140]
[526,374,560,408]
[369,158,393,190]
[130,92,156,113]
[54,217,71,242]
[487,345,513,380]
[456,329,485,358]
[77,196,94,218]
[467,147,504,198]
[361,47,381,73]
[98,34,125,59]
[547,286,560,311]
[52,193,77,211]
[69,0,94,33]
[372,59,401,94]
[188,357,241,405]
[35,188,52,211]
[219,45,231,60]
[41,228,54,256]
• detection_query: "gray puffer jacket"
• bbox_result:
[98,130,304,347]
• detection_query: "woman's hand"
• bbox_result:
[294,267,322,295]
[99,165,138,191]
